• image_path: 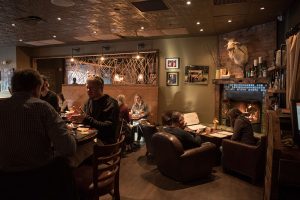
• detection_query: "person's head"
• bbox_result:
[58,93,65,102]
[227,108,242,128]
[11,69,43,97]
[86,75,104,100]
[170,111,185,129]
[117,94,126,106]
[40,75,50,92]
[72,77,77,84]
[161,110,173,126]
[134,94,142,104]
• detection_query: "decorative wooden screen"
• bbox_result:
[66,51,158,85]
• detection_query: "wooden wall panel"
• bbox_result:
[62,85,159,123]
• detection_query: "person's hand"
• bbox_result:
[70,113,86,124]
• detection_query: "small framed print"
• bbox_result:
[166,72,179,86]
[165,57,180,69]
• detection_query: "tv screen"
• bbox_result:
[291,99,300,145]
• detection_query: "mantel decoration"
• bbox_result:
[166,72,179,86]
[225,38,248,77]
[184,65,209,84]
[165,57,180,69]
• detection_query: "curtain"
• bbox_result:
[286,32,300,109]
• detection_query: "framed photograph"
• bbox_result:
[165,57,180,69]
[166,72,179,86]
[184,65,209,84]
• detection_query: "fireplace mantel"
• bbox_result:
[213,78,268,85]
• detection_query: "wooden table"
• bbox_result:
[68,129,98,168]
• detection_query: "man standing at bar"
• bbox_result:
[71,75,120,144]
[0,69,76,199]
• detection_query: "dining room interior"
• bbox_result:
[0,0,300,200]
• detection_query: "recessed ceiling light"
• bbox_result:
[12,23,16,27]
[196,21,200,25]
[228,19,232,23]
[200,28,204,32]
[57,17,62,21]
[93,31,97,34]
[260,7,265,10]
[19,39,23,42]
[141,26,144,30]
[186,1,191,5]
[53,35,57,38]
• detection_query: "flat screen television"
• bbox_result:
[291,99,300,146]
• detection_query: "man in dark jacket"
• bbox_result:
[40,75,60,112]
[71,75,120,144]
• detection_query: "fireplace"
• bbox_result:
[220,84,268,133]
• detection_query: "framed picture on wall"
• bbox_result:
[166,72,179,86]
[165,57,180,69]
[184,65,209,85]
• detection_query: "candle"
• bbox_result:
[258,57,262,64]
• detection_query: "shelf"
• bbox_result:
[267,66,286,72]
[213,77,268,85]
[267,89,286,94]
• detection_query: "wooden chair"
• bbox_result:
[74,135,125,200]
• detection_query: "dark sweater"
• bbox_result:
[83,94,120,144]
[163,126,201,150]
[231,116,256,145]
[40,90,60,112]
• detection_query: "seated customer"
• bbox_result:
[130,94,149,120]
[162,111,202,150]
[117,94,130,123]
[227,108,256,145]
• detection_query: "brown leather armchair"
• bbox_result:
[140,124,158,157]
[222,136,266,183]
[151,132,216,182]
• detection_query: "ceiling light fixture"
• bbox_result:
[196,22,200,25]
[93,31,97,34]
[100,46,110,61]
[186,1,191,5]
[260,7,265,10]
[11,23,16,27]
[70,47,80,62]
[52,35,57,38]
[141,26,144,30]
[200,28,204,32]
[136,43,145,59]
[19,39,23,42]
[57,17,62,21]
[228,19,232,23]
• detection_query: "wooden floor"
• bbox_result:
[102,145,263,200]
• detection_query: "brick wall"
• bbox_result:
[219,21,277,78]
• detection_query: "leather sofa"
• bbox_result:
[222,136,266,183]
[151,131,216,182]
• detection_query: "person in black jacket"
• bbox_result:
[71,75,120,144]
[162,111,201,150]
[40,75,60,112]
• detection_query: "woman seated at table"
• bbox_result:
[130,94,149,120]
[162,111,202,150]
[227,108,256,145]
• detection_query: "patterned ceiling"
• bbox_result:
[0,0,293,47]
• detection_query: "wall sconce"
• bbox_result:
[100,46,110,61]
[70,48,80,62]
[135,43,145,59]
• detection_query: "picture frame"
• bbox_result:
[165,57,180,69]
[184,65,209,85]
[166,72,179,86]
